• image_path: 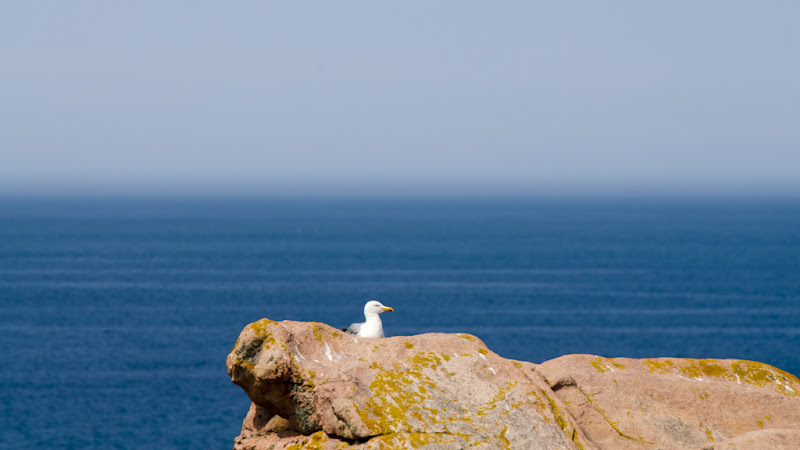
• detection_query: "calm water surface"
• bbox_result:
[1,197,798,448]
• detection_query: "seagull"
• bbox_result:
[344,300,394,338]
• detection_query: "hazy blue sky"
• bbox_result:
[2,2,799,196]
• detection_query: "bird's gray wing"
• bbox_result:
[345,322,363,335]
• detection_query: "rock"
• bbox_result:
[226,319,800,449]
[700,428,800,449]
[536,354,800,450]
[227,319,586,449]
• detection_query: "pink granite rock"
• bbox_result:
[226,318,585,449]
[226,319,800,449]
[701,428,800,449]
[535,354,800,449]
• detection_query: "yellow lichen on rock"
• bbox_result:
[591,358,610,373]
[678,359,728,378]
[540,389,568,431]
[703,423,714,442]
[642,357,799,396]
[247,318,278,340]
[356,354,441,435]
[643,358,675,373]
[368,432,461,449]
[499,426,510,449]
[311,323,324,342]
[731,360,800,395]
[591,357,626,373]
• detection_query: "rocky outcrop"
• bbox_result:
[226,319,800,449]
[537,355,800,449]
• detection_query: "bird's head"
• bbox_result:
[364,300,394,315]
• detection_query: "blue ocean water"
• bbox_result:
[0,197,798,448]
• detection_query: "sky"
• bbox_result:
[2,2,799,196]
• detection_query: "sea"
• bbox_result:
[1,196,798,448]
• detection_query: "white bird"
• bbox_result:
[344,300,394,338]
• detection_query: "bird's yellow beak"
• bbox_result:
[383,306,394,312]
